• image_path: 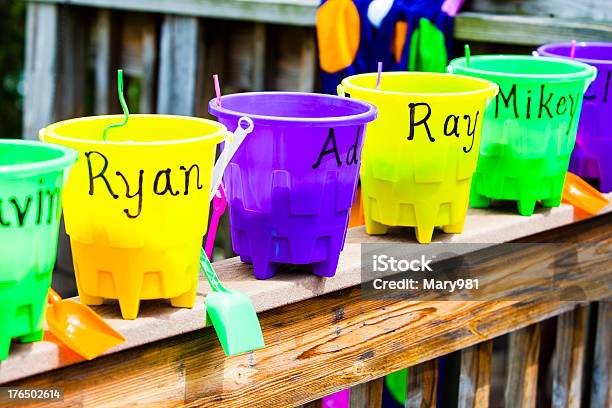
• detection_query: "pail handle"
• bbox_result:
[209,116,254,201]
[337,84,346,97]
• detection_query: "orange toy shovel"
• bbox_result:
[562,172,610,215]
[46,288,125,360]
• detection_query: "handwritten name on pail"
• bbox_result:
[312,126,363,169]
[0,179,60,228]
[86,150,204,219]
[407,103,480,154]
[495,83,582,135]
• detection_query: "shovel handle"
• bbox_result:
[200,248,226,293]
[48,288,62,305]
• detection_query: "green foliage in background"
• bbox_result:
[0,1,25,138]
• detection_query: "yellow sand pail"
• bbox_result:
[41,115,226,319]
[339,72,498,243]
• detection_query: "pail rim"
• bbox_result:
[448,55,597,81]
[340,72,498,97]
[0,139,77,178]
[208,92,377,127]
[536,42,612,66]
[40,114,226,146]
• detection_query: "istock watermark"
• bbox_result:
[360,242,611,301]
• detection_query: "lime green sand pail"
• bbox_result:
[448,55,596,215]
[0,140,76,360]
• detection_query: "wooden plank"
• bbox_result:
[505,324,541,408]
[227,23,254,91]
[552,306,589,408]
[349,377,383,408]
[23,2,58,140]
[465,0,612,23]
[273,26,316,92]
[156,15,198,115]
[93,9,111,115]
[140,19,158,113]
[458,341,492,408]
[34,0,319,26]
[1,201,611,384]
[406,359,438,408]
[455,12,612,45]
[252,22,266,92]
[591,301,611,408]
[56,6,87,119]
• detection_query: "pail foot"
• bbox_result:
[0,336,10,360]
[541,196,562,208]
[114,271,144,320]
[312,256,340,278]
[517,199,536,216]
[365,218,388,235]
[78,291,104,306]
[18,329,43,343]
[170,285,196,309]
[252,259,277,280]
[442,220,465,234]
[470,191,491,209]
[240,255,253,264]
[414,225,435,244]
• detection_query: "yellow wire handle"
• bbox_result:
[102,69,129,141]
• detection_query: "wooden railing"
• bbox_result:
[2,209,611,407]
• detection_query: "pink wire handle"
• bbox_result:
[213,74,222,107]
[204,183,227,259]
[570,40,577,59]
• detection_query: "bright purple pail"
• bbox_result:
[537,42,612,192]
[209,92,377,279]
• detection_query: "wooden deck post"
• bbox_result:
[553,306,589,408]
[591,301,611,408]
[349,377,384,408]
[459,340,492,408]
[505,324,541,408]
[406,359,438,408]
[157,15,199,115]
[23,2,58,140]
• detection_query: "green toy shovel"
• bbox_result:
[200,249,265,356]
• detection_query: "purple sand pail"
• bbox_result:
[537,42,612,192]
[209,92,377,279]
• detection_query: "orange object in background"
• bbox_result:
[562,172,609,216]
[46,288,125,360]
[349,186,365,227]
[317,0,361,73]
[392,21,408,63]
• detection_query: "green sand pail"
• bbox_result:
[449,55,596,215]
[0,140,76,360]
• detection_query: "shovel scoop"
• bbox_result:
[201,250,265,356]
[562,172,609,215]
[46,288,125,360]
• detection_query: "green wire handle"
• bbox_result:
[464,44,471,66]
[102,69,130,141]
[200,248,226,293]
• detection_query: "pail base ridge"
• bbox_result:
[0,270,50,360]
[471,154,568,216]
[71,240,200,319]
[229,203,349,279]
[570,148,612,193]
[361,177,472,244]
